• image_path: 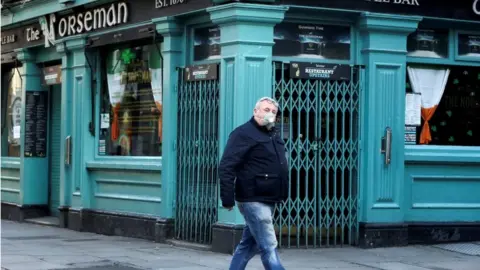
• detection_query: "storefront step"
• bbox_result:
[165,239,212,252]
[24,216,60,228]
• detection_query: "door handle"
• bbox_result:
[65,135,71,165]
[381,127,392,165]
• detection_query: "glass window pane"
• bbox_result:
[3,68,23,157]
[99,44,163,156]
[405,65,480,146]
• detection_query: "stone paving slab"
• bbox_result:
[2,220,480,270]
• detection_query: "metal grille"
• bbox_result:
[272,62,362,248]
[175,68,220,245]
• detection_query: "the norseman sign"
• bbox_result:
[39,2,129,47]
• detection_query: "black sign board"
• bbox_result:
[407,29,449,59]
[1,23,43,54]
[2,0,213,53]
[24,91,48,158]
[194,26,221,61]
[290,62,351,81]
[274,23,351,60]
[277,0,480,22]
[458,34,480,58]
[184,64,219,81]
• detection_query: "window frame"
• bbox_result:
[405,26,480,152]
[93,40,164,162]
[1,65,24,158]
[454,30,480,62]
[271,19,356,66]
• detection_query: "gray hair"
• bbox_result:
[254,96,279,110]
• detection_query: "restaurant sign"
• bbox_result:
[184,64,219,81]
[290,62,351,81]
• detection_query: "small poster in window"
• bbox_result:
[273,22,350,60]
[407,29,449,59]
[100,113,110,129]
[13,125,20,139]
[193,27,221,61]
[458,34,480,58]
[276,116,290,139]
[405,93,422,126]
[98,139,106,156]
[405,126,417,145]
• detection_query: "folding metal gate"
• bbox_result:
[175,66,220,244]
[272,61,363,248]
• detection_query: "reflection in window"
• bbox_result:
[2,68,23,157]
[406,66,480,146]
[99,44,163,156]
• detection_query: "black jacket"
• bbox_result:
[218,117,289,208]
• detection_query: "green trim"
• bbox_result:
[454,30,480,63]
[1,158,21,169]
[405,146,480,164]
[86,160,162,171]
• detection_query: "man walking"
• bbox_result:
[218,97,289,270]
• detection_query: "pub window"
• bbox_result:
[99,44,163,156]
[193,26,220,62]
[457,33,480,59]
[1,67,23,157]
[405,65,480,146]
[273,22,351,60]
[407,28,449,59]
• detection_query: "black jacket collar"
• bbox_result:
[250,116,272,134]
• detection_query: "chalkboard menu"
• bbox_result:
[24,91,48,157]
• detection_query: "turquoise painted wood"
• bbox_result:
[1,167,21,204]
[58,36,93,209]
[208,2,288,225]
[404,163,480,222]
[405,146,480,222]
[153,17,185,219]
[16,49,50,206]
[89,169,162,216]
[49,84,62,216]
[356,13,421,224]
[56,43,73,208]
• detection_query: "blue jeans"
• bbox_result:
[229,202,285,270]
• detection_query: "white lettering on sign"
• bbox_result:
[306,68,334,75]
[39,14,57,48]
[39,2,128,48]
[366,0,420,6]
[474,0,480,15]
[1,34,16,45]
[26,27,41,42]
[155,0,185,9]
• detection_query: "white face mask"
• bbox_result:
[262,112,276,129]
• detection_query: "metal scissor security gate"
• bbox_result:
[272,61,362,248]
[175,65,220,244]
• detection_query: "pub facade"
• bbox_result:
[1,0,479,253]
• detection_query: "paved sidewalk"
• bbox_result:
[1,220,480,270]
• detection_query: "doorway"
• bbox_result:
[175,66,220,245]
[272,61,362,248]
[48,84,62,216]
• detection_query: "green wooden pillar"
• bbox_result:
[56,35,94,211]
[207,3,288,254]
[357,13,421,247]
[16,48,49,214]
[152,17,184,241]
